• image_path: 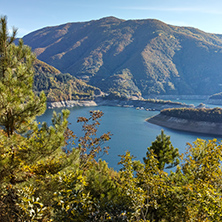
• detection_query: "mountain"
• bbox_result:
[22,16,222,97]
[33,59,101,102]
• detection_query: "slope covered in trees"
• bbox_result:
[161,107,222,122]
[21,16,222,97]
[33,59,101,102]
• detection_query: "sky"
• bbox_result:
[1,0,222,37]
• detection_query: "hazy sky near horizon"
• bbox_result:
[1,0,222,37]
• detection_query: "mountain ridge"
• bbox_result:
[22,16,222,97]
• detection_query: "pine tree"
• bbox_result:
[0,16,46,137]
[144,129,180,170]
[0,16,75,221]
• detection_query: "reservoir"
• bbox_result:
[38,100,222,170]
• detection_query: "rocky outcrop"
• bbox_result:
[47,100,97,109]
[147,113,222,136]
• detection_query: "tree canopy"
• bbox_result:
[161,107,222,123]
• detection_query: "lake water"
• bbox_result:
[38,100,222,170]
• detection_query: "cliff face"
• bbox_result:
[147,113,222,136]
[22,17,222,97]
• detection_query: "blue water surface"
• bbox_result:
[38,100,222,170]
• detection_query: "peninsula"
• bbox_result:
[147,107,222,136]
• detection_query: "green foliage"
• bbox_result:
[33,71,100,102]
[118,152,146,221]
[53,160,129,221]
[52,171,90,222]
[76,110,111,166]
[0,20,46,136]
[143,98,184,105]
[144,130,180,170]
[102,69,142,98]
[33,59,61,75]
[164,139,222,221]
[161,107,222,122]
[0,16,78,221]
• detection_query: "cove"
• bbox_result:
[38,101,222,170]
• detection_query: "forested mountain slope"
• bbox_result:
[22,17,222,97]
[33,59,101,102]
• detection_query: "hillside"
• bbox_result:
[161,107,222,122]
[22,17,222,97]
[147,107,222,136]
[33,59,101,102]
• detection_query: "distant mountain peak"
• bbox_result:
[98,16,125,22]
[23,17,222,97]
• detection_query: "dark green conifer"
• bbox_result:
[144,129,180,170]
[0,16,71,221]
[0,16,46,137]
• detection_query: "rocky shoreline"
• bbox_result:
[47,100,97,109]
[147,113,222,136]
[47,97,222,136]
[47,98,194,111]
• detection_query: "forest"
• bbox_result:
[1,16,222,221]
[161,107,222,123]
[33,61,100,102]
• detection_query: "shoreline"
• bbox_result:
[147,113,222,136]
[47,98,222,136]
[47,100,97,109]
[47,98,194,111]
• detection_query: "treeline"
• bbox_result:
[161,107,222,122]
[104,92,186,105]
[144,98,185,105]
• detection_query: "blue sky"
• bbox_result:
[1,0,222,37]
